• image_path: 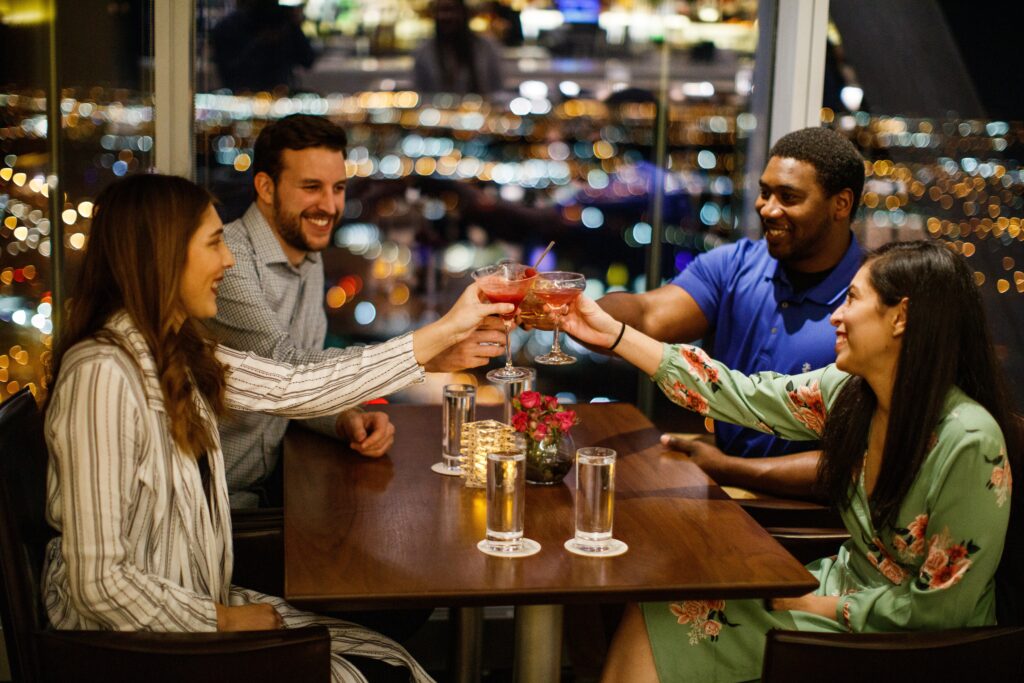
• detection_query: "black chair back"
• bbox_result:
[762,626,1024,682]
[0,388,57,681]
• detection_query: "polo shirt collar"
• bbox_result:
[768,231,863,305]
[240,203,322,271]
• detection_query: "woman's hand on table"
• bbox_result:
[216,603,284,631]
[769,594,839,621]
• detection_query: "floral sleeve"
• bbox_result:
[651,343,850,442]
[837,428,1010,632]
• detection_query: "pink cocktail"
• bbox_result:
[472,263,538,382]
[533,271,586,366]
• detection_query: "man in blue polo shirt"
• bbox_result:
[598,127,864,496]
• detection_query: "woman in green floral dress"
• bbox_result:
[561,241,1022,682]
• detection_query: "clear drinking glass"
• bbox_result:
[533,271,586,366]
[472,262,538,383]
[482,449,527,553]
[436,384,475,476]
[566,447,622,555]
[501,367,535,425]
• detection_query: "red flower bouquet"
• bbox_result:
[510,391,580,484]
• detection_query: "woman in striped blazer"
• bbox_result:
[41,174,511,682]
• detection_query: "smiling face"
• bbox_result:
[830,263,905,378]
[256,146,347,265]
[179,204,235,321]
[756,156,852,272]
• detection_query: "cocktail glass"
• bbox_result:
[533,271,586,365]
[472,262,538,383]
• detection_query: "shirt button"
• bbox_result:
[781,302,789,309]
[771,327,777,334]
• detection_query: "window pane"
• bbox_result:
[0,1,154,403]
[823,0,1024,411]
[194,0,763,409]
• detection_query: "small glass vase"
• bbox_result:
[525,432,575,485]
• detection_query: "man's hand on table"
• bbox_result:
[336,408,395,458]
[661,433,732,479]
[423,316,506,372]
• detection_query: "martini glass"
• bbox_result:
[472,262,538,383]
[533,271,586,365]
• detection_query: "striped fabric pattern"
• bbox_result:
[206,205,358,506]
[42,311,431,682]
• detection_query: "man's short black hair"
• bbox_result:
[252,114,347,182]
[768,127,865,209]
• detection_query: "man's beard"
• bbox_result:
[273,194,336,254]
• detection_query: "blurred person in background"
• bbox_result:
[413,0,505,95]
[211,0,316,93]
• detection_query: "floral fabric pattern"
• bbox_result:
[986,448,1012,508]
[669,600,738,645]
[679,346,721,385]
[892,514,929,561]
[865,536,908,585]
[785,380,826,436]
[667,381,710,415]
[917,529,978,591]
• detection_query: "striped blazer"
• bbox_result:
[42,310,424,631]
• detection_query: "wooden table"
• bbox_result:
[284,403,816,680]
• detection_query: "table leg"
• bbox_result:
[452,606,483,683]
[513,604,563,683]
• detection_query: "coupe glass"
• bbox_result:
[533,271,585,365]
[472,262,538,382]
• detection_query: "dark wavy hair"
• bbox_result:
[819,241,1022,530]
[47,174,226,458]
[252,113,348,182]
[769,127,865,209]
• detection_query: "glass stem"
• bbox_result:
[503,318,514,369]
[550,317,563,354]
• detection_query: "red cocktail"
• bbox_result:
[472,263,538,382]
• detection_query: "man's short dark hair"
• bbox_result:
[768,127,865,209]
[252,114,347,182]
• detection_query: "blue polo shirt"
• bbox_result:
[671,235,863,458]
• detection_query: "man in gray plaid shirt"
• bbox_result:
[209,114,506,508]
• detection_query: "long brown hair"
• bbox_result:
[47,174,226,457]
[820,241,1021,528]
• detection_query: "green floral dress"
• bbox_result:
[642,344,1012,682]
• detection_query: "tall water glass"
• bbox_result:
[501,368,535,425]
[437,384,475,475]
[570,447,618,554]
[484,450,526,551]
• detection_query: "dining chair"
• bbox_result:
[761,625,1024,681]
[0,387,330,682]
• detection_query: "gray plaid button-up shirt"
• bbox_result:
[208,204,367,508]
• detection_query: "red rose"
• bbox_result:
[555,410,577,432]
[544,395,558,410]
[511,412,529,432]
[532,422,549,441]
[518,391,541,409]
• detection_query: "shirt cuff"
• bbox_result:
[650,343,677,384]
